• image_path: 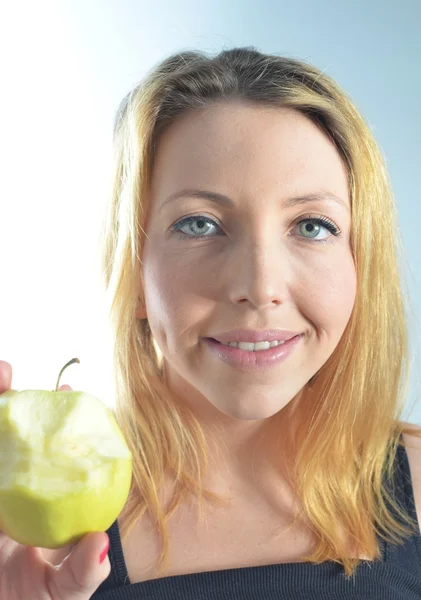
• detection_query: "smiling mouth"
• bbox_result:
[210,336,288,350]
[203,335,303,369]
[207,335,301,351]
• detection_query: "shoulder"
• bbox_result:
[401,421,421,458]
[401,422,421,523]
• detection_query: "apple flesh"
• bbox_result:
[0,359,132,548]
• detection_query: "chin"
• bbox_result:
[215,401,293,421]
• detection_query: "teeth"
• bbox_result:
[221,340,287,351]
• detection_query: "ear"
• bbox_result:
[135,305,148,319]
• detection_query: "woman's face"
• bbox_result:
[138,102,356,422]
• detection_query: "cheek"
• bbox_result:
[299,255,356,333]
[143,239,218,308]
[142,248,208,342]
[143,261,177,324]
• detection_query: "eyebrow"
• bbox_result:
[160,188,349,212]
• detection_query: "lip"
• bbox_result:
[203,333,304,371]
[210,329,302,344]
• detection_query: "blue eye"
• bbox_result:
[171,215,341,242]
[171,216,222,239]
[296,216,341,242]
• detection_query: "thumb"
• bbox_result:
[46,532,111,599]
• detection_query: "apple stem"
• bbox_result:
[55,358,80,391]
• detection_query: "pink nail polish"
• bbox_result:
[99,537,110,564]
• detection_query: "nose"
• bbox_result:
[227,241,288,310]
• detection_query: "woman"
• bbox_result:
[1,46,421,599]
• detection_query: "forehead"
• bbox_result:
[150,101,349,206]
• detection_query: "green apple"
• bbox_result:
[0,358,132,548]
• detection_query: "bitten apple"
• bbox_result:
[0,358,132,548]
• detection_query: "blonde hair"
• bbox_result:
[99,46,420,579]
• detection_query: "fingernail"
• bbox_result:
[99,537,110,564]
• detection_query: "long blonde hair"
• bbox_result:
[98,46,419,579]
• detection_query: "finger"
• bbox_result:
[46,532,110,599]
[0,361,12,394]
[58,384,72,391]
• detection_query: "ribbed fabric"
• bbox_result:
[93,434,421,599]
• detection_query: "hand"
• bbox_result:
[0,360,111,599]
